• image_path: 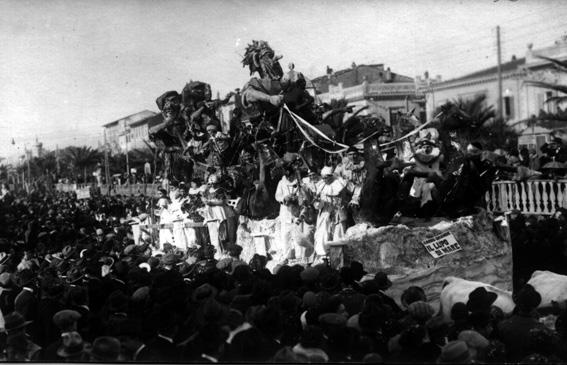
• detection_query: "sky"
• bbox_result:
[1,0,567,161]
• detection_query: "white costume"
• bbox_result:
[157,196,174,249]
[275,175,299,259]
[313,168,348,256]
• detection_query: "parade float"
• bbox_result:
[141,40,514,301]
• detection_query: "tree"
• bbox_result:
[62,146,102,183]
[524,55,567,127]
[433,94,517,150]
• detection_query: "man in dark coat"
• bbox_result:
[497,285,546,362]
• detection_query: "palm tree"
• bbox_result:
[62,146,102,183]
[525,56,567,105]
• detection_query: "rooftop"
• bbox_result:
[103,110,158,128]
[437,57,526,85]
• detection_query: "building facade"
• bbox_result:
[103,110,162,154]
[312,63,426,125]
[421,36,567,129]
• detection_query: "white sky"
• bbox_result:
[1,0,567,160]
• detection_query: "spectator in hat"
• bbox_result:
[466,287,497,314]
[0,272,17,316]
[13,268,37,322]
[373,272,402,316]
[56,331,88,362]
[498,284,546,361]
[292,325,329,362]
[3,311,40,360]
[39,309,82,361]
[448,302,472,341]
[89,336,122,362]
[35,276,65,347]
[437,340,472,363]
[137,310,180,363]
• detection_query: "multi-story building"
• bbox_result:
[421,35,567,151]
[312,62,427,125]
[103,110,162,154]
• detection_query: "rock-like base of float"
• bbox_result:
[337,210,512,305]
[236,217,280,265]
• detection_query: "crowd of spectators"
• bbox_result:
[0,188,567,363]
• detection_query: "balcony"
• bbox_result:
[486,180,567,215]
[319,82,418,103]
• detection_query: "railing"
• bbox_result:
[486,180,567,215]
[55,183,161,197]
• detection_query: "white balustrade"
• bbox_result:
[487,180,567,215]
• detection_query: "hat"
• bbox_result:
[0,252,9,265]
[192,283,218,302]
[374,272,392,290]
[131,286,150,302]
[90,336,121,361]
[53,310,82,331]
[62,245,76,259]
[161,253,178,266]
[458,330,489,351]
[320,273,341,292]
[300,267,320,283]
[349,261,367,280]
[66,267,84,284]
[320,166,334,177]
[318,313,347,327]
[438,340,471,363]
[466,287,497,313]
[14,268,35,287]
[303,291,318,308]
[408,301,435,321]
[57,331,85,358]
[514,285,542,311]
[0,272,11,287]
[123,244,137,256]
[4,312,33,333]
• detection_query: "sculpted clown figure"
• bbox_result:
[407,128,444,216]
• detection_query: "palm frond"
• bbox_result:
[524,80,567,94]
[545,96,567,104]
[535,55,567,73]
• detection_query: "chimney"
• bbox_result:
[424,71,429,79]
[511,55,517,61]
[351,62,357,69]
[385,67,392,82]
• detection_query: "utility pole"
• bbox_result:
[497,25,504,121]
[103,130,111,195]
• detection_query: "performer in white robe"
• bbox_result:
[168,187,190,251]
[275,166,299,260]
[313,166,349,258]
[157,189,174,249]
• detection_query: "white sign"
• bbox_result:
[421,231,462,258]
[76,187,91,200]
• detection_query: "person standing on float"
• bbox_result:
[275,164,299,260]
[313,166,349,259]
[202,174,234,259]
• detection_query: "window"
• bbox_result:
[504,96,514,119]
[546,91,557,114]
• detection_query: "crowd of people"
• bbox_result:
[0,187,566,363]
